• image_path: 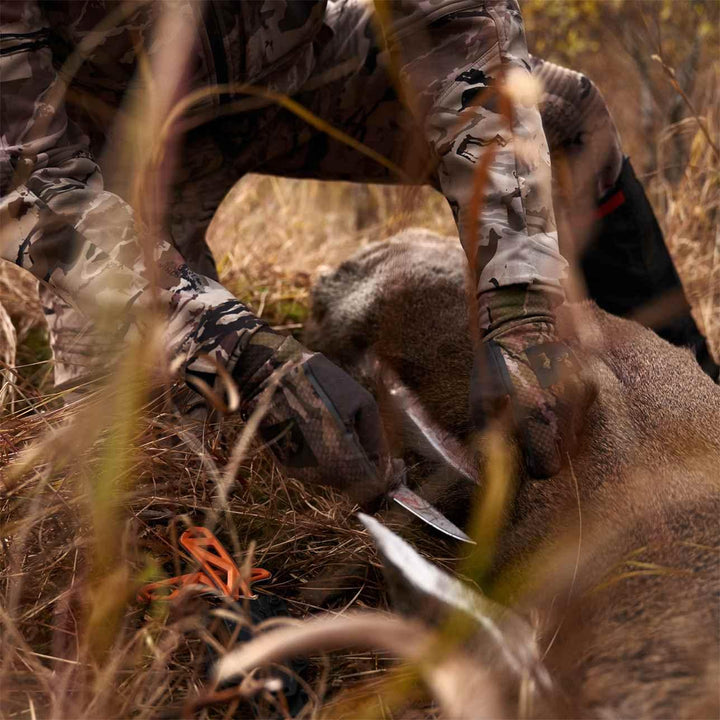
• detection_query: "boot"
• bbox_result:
[581,158,719,382]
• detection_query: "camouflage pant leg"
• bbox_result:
[166,124,247,281]
[168,0,419,185]
[530,56,623,198]
[41,139,229,390]
[35,138,229,390]
[379,0,565,321]
[160,0,426,292]
[38,287,95,389]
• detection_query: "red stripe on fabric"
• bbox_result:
[596,190,626,219]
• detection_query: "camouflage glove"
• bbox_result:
[234,329,394,509]
[470,287,594,478]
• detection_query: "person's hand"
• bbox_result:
[470,288,596,478]
[236,330,395,509]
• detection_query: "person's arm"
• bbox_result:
[0,1,262,378]
[379,0,595,476]
[0,0,391,506]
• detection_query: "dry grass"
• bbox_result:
[0,382,459,718]
[0,178,461,720]
[1,16,718,720]
[659,69,720,360]
[208,179,454,335]
[0,175,464,717]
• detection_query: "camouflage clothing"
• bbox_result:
[530,57,718,381]
[1,0,267,395]
[169,52,624,287]
[530,56,623,202]
[3,0,571,387]
[168,53,624,298]
[170,0,569,306]
[2,0,589,486]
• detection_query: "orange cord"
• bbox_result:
[138,527,271,602]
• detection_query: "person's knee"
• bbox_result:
[532,58,606,147]
[532,57,622,197]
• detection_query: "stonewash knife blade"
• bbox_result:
[388,482,475,544]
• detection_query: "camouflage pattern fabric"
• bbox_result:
[471,285,596,478]
[378,0,566,318]
[529,54,624,255]
[165,49,624,297]
[236,330,393,507]
[38,289,105,390]
[0,0,266,394]
[5,2,574,363]
[2,0,589,489]
[529,56,623,201]
[165,51,623,299]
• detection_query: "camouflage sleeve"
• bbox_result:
[0,0,264,390]
[382,0,567,328]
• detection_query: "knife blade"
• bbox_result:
[388,482,475,544]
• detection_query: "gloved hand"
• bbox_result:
[234,329,395,509]
[470,287,595,478]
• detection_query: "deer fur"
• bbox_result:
[302,230,720,719]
